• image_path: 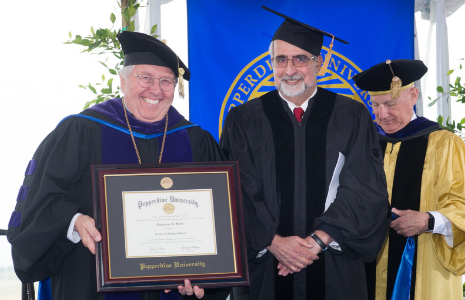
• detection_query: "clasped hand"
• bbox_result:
[267,235,320,276]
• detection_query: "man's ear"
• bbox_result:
[120,74,126,92]
[410,86,419,106]
[316,55,324,71]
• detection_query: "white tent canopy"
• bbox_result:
[415,0,465,121]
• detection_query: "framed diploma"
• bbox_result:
[91,162,248,292]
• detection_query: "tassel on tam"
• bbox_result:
[318,35,335,77]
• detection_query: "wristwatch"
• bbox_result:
[426,212,435,231]
[310,232,328,252]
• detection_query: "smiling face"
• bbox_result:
[272,39,322,106]
[120,64,176,123]
[370,87,418,134]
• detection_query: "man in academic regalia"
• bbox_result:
[353,59,465,300]
[219,7,390,300]
[7,31,230,300]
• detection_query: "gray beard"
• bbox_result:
[279,79,307,98]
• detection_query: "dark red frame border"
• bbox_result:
[91,162,248,292]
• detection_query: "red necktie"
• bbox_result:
[293,107,304,122]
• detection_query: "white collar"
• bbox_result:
[280,88,318,112]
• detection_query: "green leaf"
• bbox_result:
[88,41,102,51]
[109,69,117,75]
[69,32,72,38]
[438,115,444,125]
[99,61,109,68]
[101,88,111,94]
[110,13,116,24]
[91,27,95,35]
[128,7,137,18]
[102,74,105,81]
[458,123,463,130]
[461,118,465,125]
[150,24,158,35]
[88,84,97,94]
[446,69,454,75]
[128,21,135,32]
[123,9,130,22]
[78,39,91,46]
[437,86,444,93]
[108,78,114,87]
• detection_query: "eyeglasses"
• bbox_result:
[132,74,176,92]
[272,55,316,68]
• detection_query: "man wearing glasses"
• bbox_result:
[220,8,390,300]
[8,31,229,300]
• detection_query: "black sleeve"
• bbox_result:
[7,117,99,282]
[315,103,390,261]
[219,106,279,261]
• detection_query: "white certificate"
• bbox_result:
[122,189,217,258]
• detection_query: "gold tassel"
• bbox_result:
[318,35,334,76]
[178,66,185,98]
[390,76,402,99]
[386,60,402,99]
[162,39,186,98]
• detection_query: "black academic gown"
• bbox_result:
[220,89,390,300]
[7,99,229,300]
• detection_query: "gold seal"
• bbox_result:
[160,177,173,189]
[163,203,175,214]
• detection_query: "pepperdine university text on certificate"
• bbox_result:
[122,189,217,258]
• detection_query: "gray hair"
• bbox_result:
[119,65,136,79]
[269,41,274,59]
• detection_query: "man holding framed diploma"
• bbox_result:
[7,31,237,300]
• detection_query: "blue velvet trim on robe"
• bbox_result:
[375,117,440,139]
[8,211,21,228]
[16,186,29,201]
[25,159,37,176]
[101,125,139,164]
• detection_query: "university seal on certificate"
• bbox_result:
[160,177,173,189]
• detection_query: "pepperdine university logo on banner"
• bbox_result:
[187,1,414,140]
[218,47,371,136]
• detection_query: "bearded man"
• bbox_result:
[219,7,390,300]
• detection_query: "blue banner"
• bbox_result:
[187,0,414,140]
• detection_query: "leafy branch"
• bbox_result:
[64,0,158,109]
[428,58,465,139]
